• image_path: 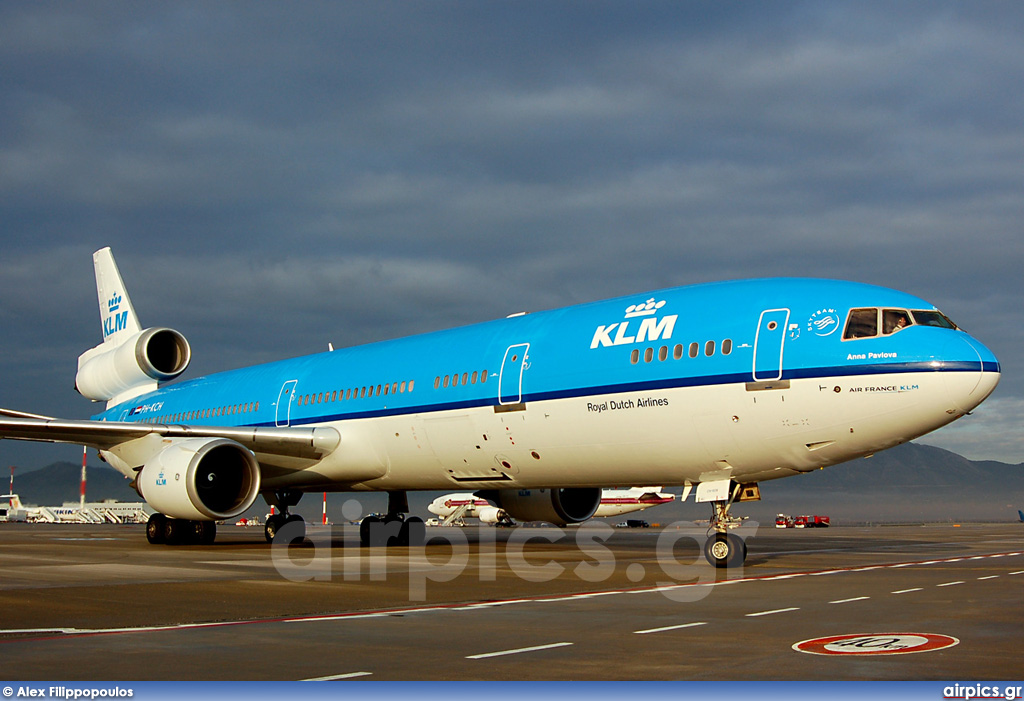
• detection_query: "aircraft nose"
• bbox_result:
[941,334,1000,414]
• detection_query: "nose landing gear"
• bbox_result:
[702,482,751,568]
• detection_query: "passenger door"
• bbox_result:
[753,309,790,381]
[499,343,530,405]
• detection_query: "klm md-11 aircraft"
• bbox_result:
[0,248,1000,567]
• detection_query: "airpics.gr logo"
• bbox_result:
[103,292,129,338]
[590,298,678,349]
[807,308,841,337]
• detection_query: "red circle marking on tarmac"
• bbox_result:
[793,633,959,656]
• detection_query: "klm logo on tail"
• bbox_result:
[103,292,129,338]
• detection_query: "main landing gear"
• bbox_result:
[264,490,306,544]
[146,514,216,545]
[359,491,425,547]
[702,485,748,569]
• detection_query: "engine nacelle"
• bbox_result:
[76,327,191,402]
[136,438,261,521]
[477,506,508,524]
[485,488,601,526]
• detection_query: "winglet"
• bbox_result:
[93,247,142,345]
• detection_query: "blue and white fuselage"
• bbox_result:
[0,249,1000,562]
[97,278,998,491]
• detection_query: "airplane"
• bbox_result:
[1019,510,1023,523]
[427,486,676,525]
[0,247,1000,567]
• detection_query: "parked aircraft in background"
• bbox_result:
[0,248,1000,566]
[427,486,676,525]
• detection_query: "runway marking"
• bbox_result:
[746,607,800,617]
[2,550,1019,643]
[301,672,373,680]
[892,588,923,594]
[1009,571,1024,576]
[936,581,965,587]
[977,575,999,580]
[761,573,807,580]
[829,596,870,604]
[466,642,573,659]
[634,621,707,635]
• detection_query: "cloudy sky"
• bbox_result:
[1,1,1022,470]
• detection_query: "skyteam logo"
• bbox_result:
[591,298,678,349]
[807,308,841,337]
[103,292,129,338]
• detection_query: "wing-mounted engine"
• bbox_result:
[480,487,601,526]
[76,327,191,403]
[136,438,261,521]
[477,506,510,525]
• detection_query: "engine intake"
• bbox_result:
[76,327,191,402]
[137,438,260,521]
[481,487,601,526]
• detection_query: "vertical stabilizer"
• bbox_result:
[93,247,142,345]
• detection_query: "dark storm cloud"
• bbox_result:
[1,2,1021,463]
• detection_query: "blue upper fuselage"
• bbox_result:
[94,278,1000,428]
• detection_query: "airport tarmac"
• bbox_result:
[0,522,1020,680]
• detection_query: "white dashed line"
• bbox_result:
[937,581,965,587]
[977,575,999,580]
[892,588,923,594]
[829,596,870,604]
[634,621,707,635]
[467,642,573,659]
[746,607,800,618]
[1009,571,1024,576]
[301,672,373,680]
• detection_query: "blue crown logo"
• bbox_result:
[624,298,666,319]
[108,293,122,313]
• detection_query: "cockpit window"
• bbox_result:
[912,310,958,330]
[845,306,958,340]
[843,308,878,339]
[882,309,912,334]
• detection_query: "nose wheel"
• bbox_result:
[704,531,747,568]
[702,484,749,568]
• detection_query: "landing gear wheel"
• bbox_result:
[266,514,305,544]
[163,518,188,545]
[188,520,217,545]
[399,517,425,547]
[359,515,382,547]
[265,514,285,542]
[283,514,306,543]
[703,532,747,568]
[146,514,167,544]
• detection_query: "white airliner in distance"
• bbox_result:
[0,248,1000,566]
[427,486,676,525]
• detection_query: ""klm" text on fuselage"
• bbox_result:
[590,315,678,349]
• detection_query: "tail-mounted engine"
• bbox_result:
[479,487,601,526]
[136,438,261,521]
[76,327,191,403]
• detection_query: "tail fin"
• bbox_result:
[93,247,142,345]
[1019,510,1024,523]
[10,495,22,510]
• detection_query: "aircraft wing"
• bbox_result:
[0,412,340,462]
